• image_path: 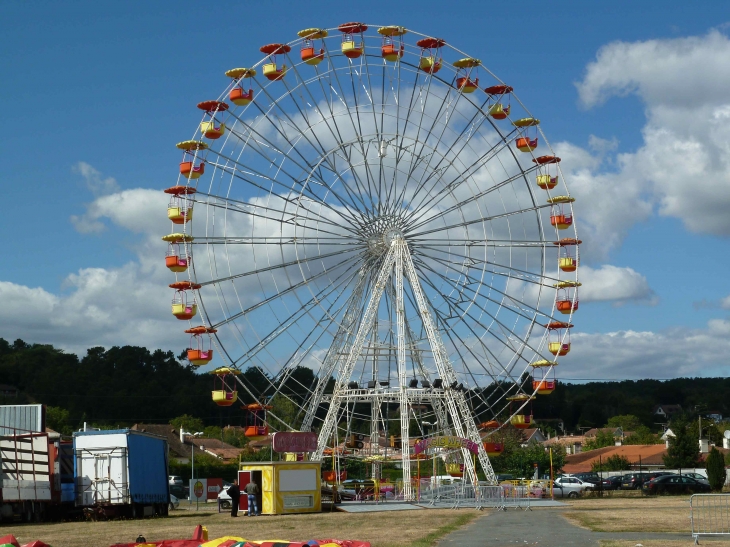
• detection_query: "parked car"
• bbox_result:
[621,472,670,490]
[573,472,601,485]
[553,476,593,498]
[597,475,624,490]
[169,494,179,511]
[682,472,708,482]
[217,487,232,509]
[169,475,183,486]
[642,474,712,495]
[170,484,189,500]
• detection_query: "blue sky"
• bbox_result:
[2,1,729,380]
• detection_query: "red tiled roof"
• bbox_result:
[562,444,667,473]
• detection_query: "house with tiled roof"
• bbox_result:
[562,444,668,473]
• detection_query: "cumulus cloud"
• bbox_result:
[561,319,730,379]
[579,265,657,306]
[568,30,730,242]
[73,161,120,197]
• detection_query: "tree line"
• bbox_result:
[2,338,729,436]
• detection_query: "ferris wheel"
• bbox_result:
[163,22,580,495]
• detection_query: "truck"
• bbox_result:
[74,429,170,518]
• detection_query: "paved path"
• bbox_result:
[435,507,717,546]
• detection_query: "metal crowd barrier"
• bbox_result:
[418,483,531,511]
[690,493,730,544]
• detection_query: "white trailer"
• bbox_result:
[74,429,169,517]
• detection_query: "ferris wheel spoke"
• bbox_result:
[208,251,364,329]
[228,253,367,368]
[413,264,536,380]
[197,246,363,287]
[400,111,514,222]
[251,78,377,222]
[193,236,363,245]
[222,111,373,227]
[415,244,562,285]
[413,253,555,323]
[193,195,361,238]
[407,202,551,239]
[203,146,366,229]
[411,238,548,247]
[402,141,532,231]
[415,274,524,388]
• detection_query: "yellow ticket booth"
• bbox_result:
[238,461,321,515]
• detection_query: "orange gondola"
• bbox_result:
[483,442,504,457]
[513,117,540,153]
[298,28,327,65]
[485,84,513,120]
[225,67,256,106]
[478,420,501,430]
[338,22,367,59]
[416,37,445,73]
[548,196,575,230]
[185,325,217,366]
[453,57,480,93]
[211,367,240,407]
[165,243,190,273]
[244,403,273,439]
[555,281,580,315]
[197,100,228,140]
[176,140,208,180]
[378,26,406,62]
[260,43,291,81]
[530,358,559,395]
[532,155,561,190]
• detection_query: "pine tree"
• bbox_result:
[705,447,726,491]
[663,421,701,469]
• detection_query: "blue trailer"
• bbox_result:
[74,429,169,518]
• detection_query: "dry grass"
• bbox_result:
[600,541,730,547]
[0,505,481,547]
[563,496,693,533]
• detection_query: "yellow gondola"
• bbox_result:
[338,22,367,58]
[416,37,445,73]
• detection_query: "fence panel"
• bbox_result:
[690,493,730,544]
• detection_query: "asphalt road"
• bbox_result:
[436,507,710,546]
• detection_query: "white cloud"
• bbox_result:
[579,265,657,306]
[73,161,120,197]
[570,30,730,240]
[722,295,730,309]
[561,319,730,379]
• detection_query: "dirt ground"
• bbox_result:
[599,542,729,547]
[0,505,479,547]
[563,496,695,533]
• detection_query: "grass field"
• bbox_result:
[0,506,481,547]
[563,496,694,533]
[599,542,728,547]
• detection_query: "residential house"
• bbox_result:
[653,405,682,421]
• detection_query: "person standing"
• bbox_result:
[245,479,260,516]
[227,479,241,517]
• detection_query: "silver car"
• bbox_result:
[553,476,593,498]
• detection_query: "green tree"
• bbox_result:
[268,393,302,431]
[623,425,660,445]
[705,447,726,492]
[663,421,701,469]
[592,454,631,472]
[607,414,643,431]
[583,429,616,451]
[46,406,73,436]
[494,442,565,478]
[171,414,204,433]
